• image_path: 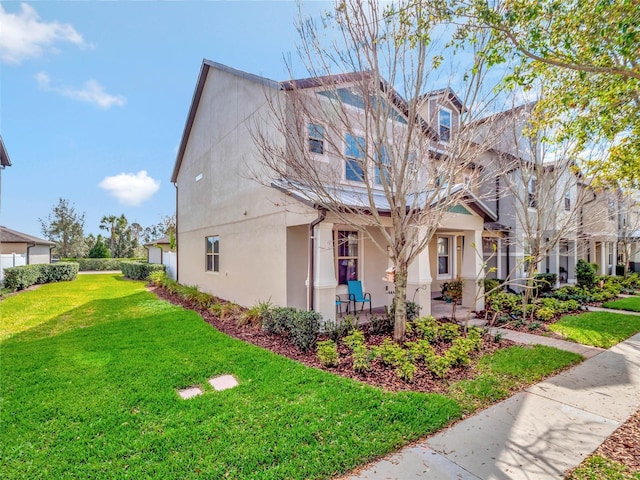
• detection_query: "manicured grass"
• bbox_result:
[449,345,582,412]
[549,311,640,348]
[603,296,640,312]
[1,274,461,479]
[567,455,640,480]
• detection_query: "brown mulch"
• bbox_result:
[593,410,640,471]
[150,285,514,393]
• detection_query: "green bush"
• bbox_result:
[483,278,503,294]
[412,316,440,342]
[3,262,79,290]
[576,259,596,288]
[317,340,339,367]
[60,257,139,271]
[262,306,320,352]
[121,261,166,281]
[534,273,557,294]
[535,306,555,322]
[388,299,421,323]
[486,291,520,315]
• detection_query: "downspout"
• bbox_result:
[26,243,35,264]
[174,182,179,282]
[308,208,327,311]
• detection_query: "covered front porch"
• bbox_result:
[296,208,489,323]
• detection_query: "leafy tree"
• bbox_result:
[88,234,111,258]
[100,214,138,258]
[458,0,640,187]
[141,214,176,244]
[39,198,87,258]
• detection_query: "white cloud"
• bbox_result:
[99,171,161,206]
[36,71,126,109]
[0,3,85,64]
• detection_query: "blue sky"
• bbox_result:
[1,1,328,237]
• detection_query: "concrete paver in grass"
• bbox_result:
[208,374,239,391]
[178,386,203,399]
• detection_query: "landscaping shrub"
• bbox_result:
[483,278,503,294]
[121,261,166,281]
[60,257,137,271]
[3,262,79,290]
[576,259,596,288]
[388,299,421,322]
[262,306,321,352]
[316,340,339,367]
[534,273,557,295]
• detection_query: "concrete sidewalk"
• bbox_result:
[350,332,640,480]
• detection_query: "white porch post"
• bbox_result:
[408,245,432,317]
[310,222,337,322]
[611,242,618,275]
[599,242,607,275]
[496,238,503,280]
[461,229,484,311]
[568,240,577,284]
[549,243,560,288]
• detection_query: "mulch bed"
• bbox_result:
[150,286,514,393]
[593,410,640,471]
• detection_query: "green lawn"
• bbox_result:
[0,274,584,479]
[549,311,640,348]
[0,275,460,479]
[603,296,640,312]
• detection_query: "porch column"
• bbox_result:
[496,238,503,280]
[611,242,618,275]
[568,240,577,284]
[461,229,484,311]
[311,222,337,322]
[549,243,560,288]
[408,245,432,317]
[599,242,607,275]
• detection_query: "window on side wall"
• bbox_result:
[528,178,537,208]
[564,191,571,211]
[345,133,365,182]
[374,144,390,185]
[439,108,451,142]
[309,123,324,154]
[336,230,358,284]
[437,236,450,276]
[206,235,219,272]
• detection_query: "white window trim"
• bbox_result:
[344,131,367,185]
[335,229,361,286]
[308,122,328,162]
[438,107,452,144]
[528,177,537,210]
[205,235,220,274]
[436,235,456,280]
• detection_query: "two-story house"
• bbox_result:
[170,60,496,322]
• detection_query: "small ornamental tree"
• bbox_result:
[88,235,111,258]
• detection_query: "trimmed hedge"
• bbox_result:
[121,261,166,281]
[3,262,79,290]
[60,258,145,271]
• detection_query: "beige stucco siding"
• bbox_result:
[28,245,51,264]
[0,242,28,254]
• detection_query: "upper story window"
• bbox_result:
[608,198,616,221]
[206,235,219,272]
[374,144,390,185]
[439,108,451,142]
[308,123,324,154]
[336,230,358,284]
[564,191,571,211]
[345,133,365,182]
[528,178,537,209]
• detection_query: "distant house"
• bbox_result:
[144,236,172,264]
[0,226,55,283]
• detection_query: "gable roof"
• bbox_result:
[171,61,441,183]
[144,235,171,247]
[171,60,280,183]
[421,88,466,112]
[0,136,11,168]
[0,226,55,245]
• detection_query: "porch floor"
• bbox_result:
[338,299,477,324]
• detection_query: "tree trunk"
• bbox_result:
[393,264,408,342]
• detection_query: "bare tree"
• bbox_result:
[252,0,507,340]
[478,101,606,317]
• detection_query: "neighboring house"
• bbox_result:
[144,236,172,264]
[1,135,11,212]
[171,60,495,322]
[0,226,55,283]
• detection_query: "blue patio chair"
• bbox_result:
[336,295,349,316]
[347,280,372,314]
